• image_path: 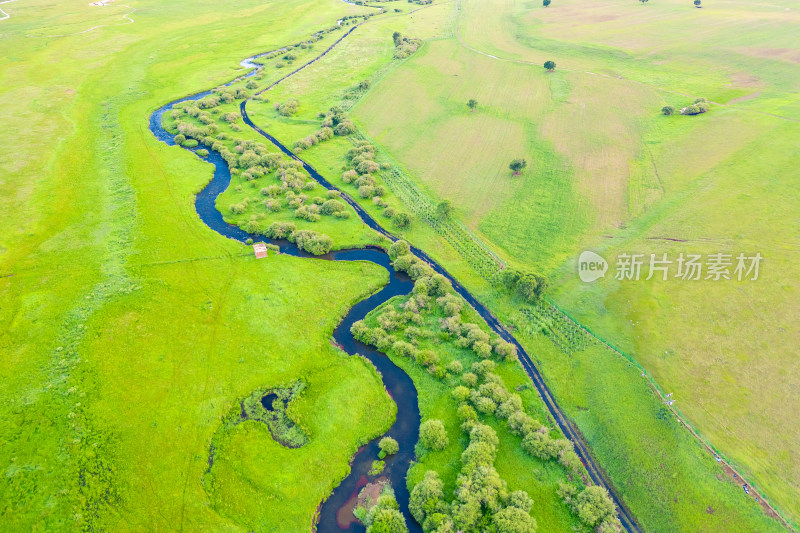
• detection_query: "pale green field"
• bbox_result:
[351,0,800,525]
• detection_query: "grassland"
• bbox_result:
[234,2,796,530]
[0,0,400,530]
[2,0,797,530]
[339,0,800,526]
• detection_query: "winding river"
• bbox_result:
[148,18,641,533]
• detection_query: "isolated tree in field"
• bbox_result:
[419,419,449,451]
[393,212,411,229]
[543,60,556,71]
[467,99,478,111]
[509,158,527,175]
[661,105,675,116]
[436,200,453,219]
[379,437,399,457]
[543,0,551,6]
[639,0,649,3]
[694,0,701,5]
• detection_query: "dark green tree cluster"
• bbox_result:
[495,269,548,304]
[410,424,538,533]
[681,97,710,115]
[558,484,621,532]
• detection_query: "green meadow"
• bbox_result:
[1,0,797,530]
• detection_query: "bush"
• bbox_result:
[452,385,471,403]
[543,60,556,71]
[293,230,333,255]
[173,134,186,145]
[462,372,478,387]
[221,112,239,123]
[419,419,449,451]
[447,360,463,375]
[409,471,446,524]
[320,199,347,215]
[295,204,321,222]
[278,98,299,116]
[661,105,675,116]
[196,149,209,157]
[393,212,411,229]
[493,506,537,533]
[334,120,357,135]
[379,436,399,457]
[183,139,199,148]
[264,221,296,239]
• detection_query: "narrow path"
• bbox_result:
[151,10,642,533]
[0,0,19,22]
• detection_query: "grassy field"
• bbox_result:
[2,0,798,530]
[344,0,800,526]
[0,0,400,530]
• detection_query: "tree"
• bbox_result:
[409,470,446,523]
[543,60,556,71]
[694,0,701,5]
[574,486,616,527]
[543,0,551,6]
[639,0,649,3]
[509,158,527,175]
[392,212,411,229]
[661,105,675,116]
[516,272,546,302]
[494,506,538,533]
[419,419,449,451]
[436,200,453,219]
[467,98,478,111]
[379,437,399,457]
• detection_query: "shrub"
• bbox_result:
[462,372,478,387]
[507,412,539,436]
[183,139,199,148]
[447,360,463,375]
[388,240,411,259]
[341,169,358,183]
[292,230,333,255]
[359,185,375,198]
[409,471,446,524]
[379,436,399,457]
[278,98,299,116]
[196,149,209,157]
[334,120,356,135]
[393,212,411,229]
[543,60,556,71]
[452,385,471,403]
[493,339,517,361]
[493,506,537,533]
[661,105,675,116]
[264,221,296,239]
[320,199,347,215]
[356,160,381,174]
[295,204,321,222]
[221,112,239,123]
[419,419,448,451]
[173,134,186,145]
